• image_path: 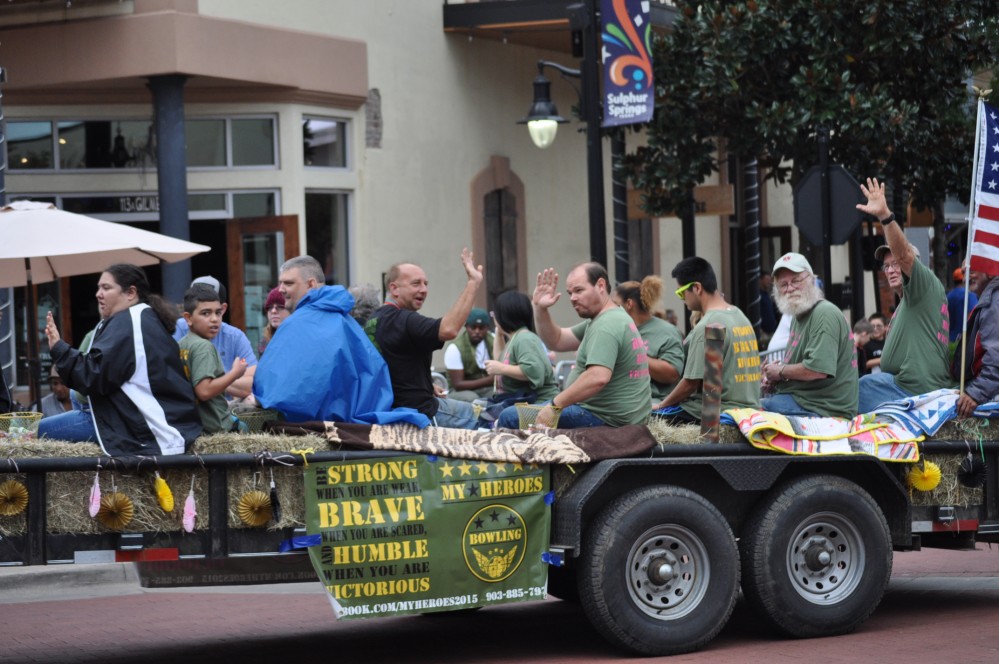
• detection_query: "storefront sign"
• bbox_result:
[601,0,654,127]
[304,455,551,619]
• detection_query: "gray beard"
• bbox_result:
[774,283,823,317]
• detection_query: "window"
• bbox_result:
[233,192,277,218]
[306,192,350,285]
[8,115,276,170]
[303,116,347,168]
[187,119,227,167]
[7,121,54,170]
[57,120,154,169]
[232,118,276,166]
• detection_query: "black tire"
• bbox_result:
[578,486,740,656]
[740,474,892,638]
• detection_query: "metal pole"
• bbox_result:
[818,128,833,292]
[0,66,13,400]
[611,130,629,283]
[582,0,607,267]
[149,74,191,303]
[744,158,762,335]
[849,224,865,324]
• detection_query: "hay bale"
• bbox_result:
[0,431,329,536]
[909,453,984,508]
[647,418,745,446]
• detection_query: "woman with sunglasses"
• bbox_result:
[258,287,290,356]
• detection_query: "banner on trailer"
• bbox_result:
[304,455,551,619]
[601,0,654,127]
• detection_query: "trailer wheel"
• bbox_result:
[579,486,739,656]
[740,475,892,638]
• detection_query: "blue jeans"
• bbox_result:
[496,402,607,430]
[38,409,97,442]
[432,397,477,430]
[761,393,820,418]
[857,372,912,414]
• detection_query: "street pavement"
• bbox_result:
[0,545,997,663]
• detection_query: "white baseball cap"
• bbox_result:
[772,252,813,276]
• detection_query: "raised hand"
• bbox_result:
[532,268,561,310]
[44,311,61,348]
[857,177,890,220]
[460,248,483,284]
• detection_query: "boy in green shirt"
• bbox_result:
[178,284,248,433]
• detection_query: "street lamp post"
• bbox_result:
[519,1,607,269]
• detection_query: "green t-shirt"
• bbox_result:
[880,258,954,394]
[639,316,685,401]
[178,332,228,434]
[680,306,761,420]
[774,300,858,417]
[568,307,651,426]
[499,328,558,401]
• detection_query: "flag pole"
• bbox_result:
[959,92,989,395]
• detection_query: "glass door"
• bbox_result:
[226,215,300,352]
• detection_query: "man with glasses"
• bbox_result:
[856,177,952,412]
[653,257,760,422]
[760,253,857,418]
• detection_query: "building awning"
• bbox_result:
[443,0,677,53]
[0,8,368,108]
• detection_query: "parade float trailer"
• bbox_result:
[1,412,997,657]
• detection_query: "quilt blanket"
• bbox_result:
[725,408,921,462]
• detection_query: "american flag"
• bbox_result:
[971,101,999,275]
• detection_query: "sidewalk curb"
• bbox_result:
[0,562,140,601]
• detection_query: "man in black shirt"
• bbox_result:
[365,249,483,429]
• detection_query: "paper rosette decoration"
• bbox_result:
[0,480,29,516]
[97,492,135,530]
[958,455,987,488]
[237,490,273,527]
[907,460,942,492]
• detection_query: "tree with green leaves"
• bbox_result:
[624,0,999,278]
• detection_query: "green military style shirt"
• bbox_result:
[638,316,685,401]
[498,328,558,401]
[774,299,858,418]
[679,306,761,420]
[880,258,954,395]
[179,332,229,434]
[568,307,651,426]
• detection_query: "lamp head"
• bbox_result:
[518,73,568,149]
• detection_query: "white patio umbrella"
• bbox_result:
[0,200,211,404]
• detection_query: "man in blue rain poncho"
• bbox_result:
[252,256,428,427]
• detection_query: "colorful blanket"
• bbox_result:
[725,408,921,462]
[266,421,658,465]
[872,388,999,437]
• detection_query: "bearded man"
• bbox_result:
[760,253,858,418]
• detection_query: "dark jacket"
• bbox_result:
[51,303,202,456]
[954,277,999,405]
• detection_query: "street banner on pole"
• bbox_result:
[601,0,654,127]
[305,455,551,619]
[970,101,999,276]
